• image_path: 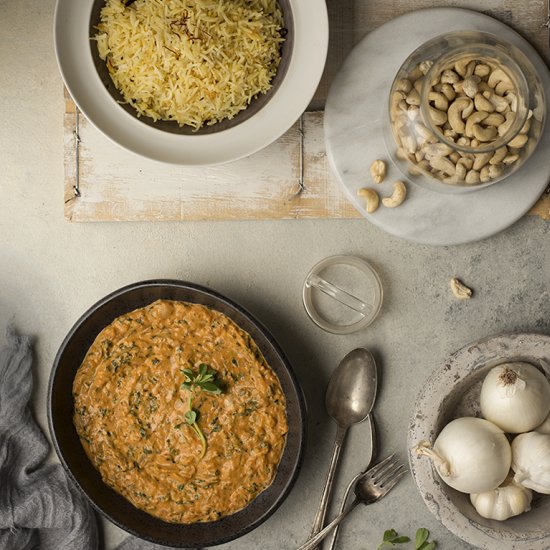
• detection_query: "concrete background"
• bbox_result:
[1,0,549,548]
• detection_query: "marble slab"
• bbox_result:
[324,8,550,246]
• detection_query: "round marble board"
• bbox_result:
[324,8,550,246]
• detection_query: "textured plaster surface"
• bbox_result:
[1,1,549,549]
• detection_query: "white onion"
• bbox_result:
[480,362,550,433]
[512,431,550,494]
[416,417,511,494]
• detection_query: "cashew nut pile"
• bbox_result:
[390,54,538,185]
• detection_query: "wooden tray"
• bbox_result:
[64,0,550,223]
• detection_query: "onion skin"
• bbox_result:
[480,362,550,434]
[417,417,511,494]
[512,432,550,494]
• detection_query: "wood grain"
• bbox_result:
[64,1,549,223]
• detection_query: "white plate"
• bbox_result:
[324,9,550,246]
[408,333,550,549]
[54,0,328,165]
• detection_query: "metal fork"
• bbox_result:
[297,454,406,550]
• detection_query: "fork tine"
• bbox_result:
[366,453,396,477]
[379,467,407,496]
[370,455,399,482]
[378,464,406,487]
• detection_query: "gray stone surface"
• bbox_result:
[1,1,549,549]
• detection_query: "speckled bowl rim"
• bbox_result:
[408,332,550,550]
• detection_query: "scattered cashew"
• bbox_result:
[450,278,473,299]
[382,181,407,208]
[440,83,456,101]
[406,89,421,106]
[357,188,379,213]
[370,159,386,184]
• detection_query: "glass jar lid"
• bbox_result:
[302,255,383,334]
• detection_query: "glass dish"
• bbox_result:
[385,31,546,193]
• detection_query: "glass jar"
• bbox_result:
[384,31,546,193]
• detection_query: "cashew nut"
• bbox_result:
[441,69,460,84]
[495,80,515,96]
[382,181,407,208]
[455,58,476,78]
[428,91,449,111]
[447,97,473,133]
[474,93,495,113]
[450,278,473,299]
[457,157,474,170]
[419,60,433,75]
[429,106,447,126]
[489,146,508,165]
[429,156,456,176]
[357,188,379,213]
[488,68,513,89]
[507,133,529,148]
[395,78,412,93]
[473,152,493,171]
[423,143,454,157]
[480,165,491,182]
[483,90,509,113]
[484,112,505,126]
[462,76,480,98]
[472,124,497,142]
[488,164,503,179]
[465,111,488,138]
[370,159,386,184]
[474,64,491,78]
[449,151,460,164]
[440,83,456,101]
[503,154,519,165]
[465,169,480,184]
[406,89,421,106]
[497,112,516,136]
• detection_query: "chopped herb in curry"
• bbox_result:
[73,299,288,524]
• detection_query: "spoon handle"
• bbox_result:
[299,498,360,550]
[309,424,348,548]
[327,413,377,550]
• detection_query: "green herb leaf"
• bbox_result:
[184,410,197,424]
[415,528,429,549]
[419,543,436,550]
[199,363,208,377]
[201,382,222,394]
[383,529,398,542]
[393,536,411,543]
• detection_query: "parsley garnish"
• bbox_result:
[180,364,222,459]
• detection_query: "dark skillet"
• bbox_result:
[48,280,306,548]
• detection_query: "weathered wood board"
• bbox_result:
[64,0,550,222]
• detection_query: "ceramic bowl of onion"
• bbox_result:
[408,333,550,550]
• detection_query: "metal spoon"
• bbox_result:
[327,413,377,550]
[309,348,378,548]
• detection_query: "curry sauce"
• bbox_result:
[73,300,288,523]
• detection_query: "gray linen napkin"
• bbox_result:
[0,326,98,550]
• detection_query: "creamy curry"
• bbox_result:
[73,299,288,523]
